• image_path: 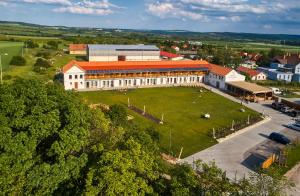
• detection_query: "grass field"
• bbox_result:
[0,41,23,70]
[81,87,259,157]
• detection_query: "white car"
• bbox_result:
[271,87,282,95]
[287,123,300,131]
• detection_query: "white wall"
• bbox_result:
[64,66,85,90]
[207,70,245,90]
[88,55,160,62]
[82,75,203,90]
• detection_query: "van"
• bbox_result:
[271,87,282,95]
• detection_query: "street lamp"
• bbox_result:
[0,53,8,84]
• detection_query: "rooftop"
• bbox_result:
[69,44,87,51]
[160,51,183,58]
[209,64,233,76]
[227,81,272,94]
[63,60,210,74]
[87,44,159,51]
[237,66,262,77]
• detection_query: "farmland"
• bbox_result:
[81,87,259,157]
[0,41,23,70]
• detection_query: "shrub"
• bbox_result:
[36,51,52,59]
[9,56,26,66]
[3,75,12,80]
[25,40,39,48]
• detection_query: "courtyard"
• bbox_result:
[81,87,259,157]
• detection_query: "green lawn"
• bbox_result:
[0,41,23,70]
[81,87,259,157]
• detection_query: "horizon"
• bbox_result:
[0,0,299,35]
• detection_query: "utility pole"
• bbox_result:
[0,55,2,85]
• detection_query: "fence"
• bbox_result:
[208,116,263,139]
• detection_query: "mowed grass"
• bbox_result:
[81,87,259,157]
[0,41,23,70]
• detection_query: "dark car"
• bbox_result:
[269,132,291,145]
[271,102,284,110]
[289,110,300,117]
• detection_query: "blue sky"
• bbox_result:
[0,0,300,34]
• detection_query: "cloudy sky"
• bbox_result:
[0,0,300,34]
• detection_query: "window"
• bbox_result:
[75,75,78,79]
[80,75,83,79]
[69,75,72,79]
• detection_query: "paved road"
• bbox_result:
[184,85,298,181]
[285,163,300,195]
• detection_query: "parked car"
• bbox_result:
[269,132,291,145]
[281,106,293,113]
[271,102,285,110]
[287,123,300,131]
[288,110,300,117]
[271,87,282,95]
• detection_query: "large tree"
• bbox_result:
[0,79,97,194]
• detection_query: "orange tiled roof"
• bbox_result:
[69,44,87,51]
[237,66,261,77]
[208,64,233,76]
[63,60,210,73]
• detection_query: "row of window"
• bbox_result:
[209,73,224,80]
[69,74,83,80]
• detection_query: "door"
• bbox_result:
[74,82,78,89]
[216,81,220,89]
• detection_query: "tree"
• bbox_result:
[36,50,52,59]
[0,79,102,195]
[106,104,127,126]
[268,48,284,58]
[33,58,51,73]
[25,40,39,48]
[9,56,26,66]
[46,41,59,50]
[85,138,159,195]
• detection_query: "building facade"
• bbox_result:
[236,66,267,81]
[63,60,210,90]
[206,65,246,90]
[87,44,160,62]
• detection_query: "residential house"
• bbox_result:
[236,66,267,81]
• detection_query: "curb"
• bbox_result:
[217,117,272,143]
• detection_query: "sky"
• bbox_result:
[0,0,300,34]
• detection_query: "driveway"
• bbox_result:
[184,85,297,180]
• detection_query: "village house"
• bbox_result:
[237,66,267,81]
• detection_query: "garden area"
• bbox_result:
[81,87,260,157]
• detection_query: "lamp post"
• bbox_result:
[0,53,8,85]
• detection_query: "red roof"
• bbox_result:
[237,66,261,77]
[160,51,182,58]
[69,44,87,51]
[63,60,211,73]
[208,64,233,76]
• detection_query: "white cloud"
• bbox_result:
[23,0,71,5]
[53,0,122,16]
[263,24,272,29]
[147,2,206,21]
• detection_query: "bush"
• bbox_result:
[3,75,12,80]
[33,58,51,73]
[9,56,26,66]
[25,40,39,48]
[36,51,52,59]
[45,41,59,50]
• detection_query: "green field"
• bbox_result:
[0,41,23,70]
[81,87,259,157]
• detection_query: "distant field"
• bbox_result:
[0,41,23,70]
[202,40,300,53]
[81,87,259,157]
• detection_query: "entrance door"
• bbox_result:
[216,81,220,88]
[74,82,78,89]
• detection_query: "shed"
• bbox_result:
[226,81,273,102]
